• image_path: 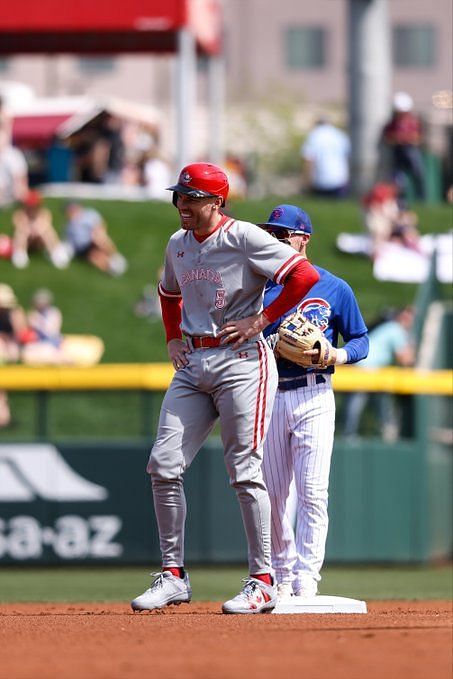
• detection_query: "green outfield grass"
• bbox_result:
[1,196,451,363]
[0,564,451,602]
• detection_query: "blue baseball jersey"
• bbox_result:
[263,265,368,376]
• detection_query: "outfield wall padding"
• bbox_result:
[0,429,451,565]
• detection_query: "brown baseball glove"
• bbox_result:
[276,311,335,368]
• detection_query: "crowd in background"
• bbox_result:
[0,96,175,201]
[0,88,442,214]
[71,112,173,200]
[0,90,447,437]
[0,189,128,276]
[300,92,433,263]
[360,182,423,259]
[0,99,118,427]
[0,282,104,428]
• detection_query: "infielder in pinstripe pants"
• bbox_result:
[131,166,320,614]
[259,204,369,599]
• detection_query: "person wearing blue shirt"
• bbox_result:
[343,306,415,440]
[63,202,127,276]
[259,204,369,599]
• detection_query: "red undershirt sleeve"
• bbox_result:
[160,294,183,343]
[263,259,320,323]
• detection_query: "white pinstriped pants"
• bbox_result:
[262,374,335,588]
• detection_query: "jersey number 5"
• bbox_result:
[215,289,226,309]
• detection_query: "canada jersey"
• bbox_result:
[263,266,368,376]
[159,218,303,337]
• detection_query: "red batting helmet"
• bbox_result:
[167,163,229,207]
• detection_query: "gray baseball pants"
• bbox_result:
[147,339,278,574]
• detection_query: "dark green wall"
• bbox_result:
[0,429,451,565]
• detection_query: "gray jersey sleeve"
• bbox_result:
[159,240,182,298]
[244,225,303,284]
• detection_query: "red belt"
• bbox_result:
[189,336,223,348]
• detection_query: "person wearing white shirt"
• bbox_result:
[0,129,28,208]
[143,151,172,201]
[301,117,350,197]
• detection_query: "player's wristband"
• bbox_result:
[335,348,348,365]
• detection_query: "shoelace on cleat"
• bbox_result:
[236,579,260,600]
[146,572,166,592]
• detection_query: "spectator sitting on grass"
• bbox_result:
[21,287,105,366]
[0,283,30,363]
[27,288,62,346]
[21,288,64,365]
[63,202,127,276]
[362,182,421,258]
[362,183,400,255]
[343,305,416,442]
[387,210,422,253]
[0,283,33,428]
[11,189,70,269]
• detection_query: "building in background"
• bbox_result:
[0,0,451,188]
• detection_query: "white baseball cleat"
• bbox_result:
[222,578,277,614]
[293,576,318,598]
[277,582,294,600]
[131,571,192,612]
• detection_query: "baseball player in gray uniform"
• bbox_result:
[260,204,369,599]
[131,164,319,614]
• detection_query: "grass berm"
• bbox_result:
[0,195,450,440]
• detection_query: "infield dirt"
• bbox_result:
[0,600,451,679]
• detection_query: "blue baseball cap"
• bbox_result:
[258,204,313,234]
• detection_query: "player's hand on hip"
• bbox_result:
[218,313,270,349]
[167,338,191,370]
